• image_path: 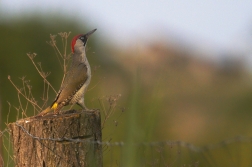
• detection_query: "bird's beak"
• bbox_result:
[85,29,97,38]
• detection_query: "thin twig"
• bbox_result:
[27,54,57,94]
[87,79,102,92]
[17,93,25,118]
[6,102,11,125]
[8,75,42,110]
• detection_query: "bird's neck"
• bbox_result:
[73,46,88,63]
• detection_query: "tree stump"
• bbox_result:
[8,110,102,167]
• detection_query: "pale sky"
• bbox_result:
[1,0,252,62]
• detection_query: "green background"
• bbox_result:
[1,14,252,166]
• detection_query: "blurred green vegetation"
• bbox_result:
[1,15,252,166]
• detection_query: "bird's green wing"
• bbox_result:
[53,62,88,105]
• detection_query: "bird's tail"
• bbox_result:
[36,106,52,116]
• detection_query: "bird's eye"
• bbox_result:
[79,36,87,45]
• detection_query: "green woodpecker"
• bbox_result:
[37,29,97,116]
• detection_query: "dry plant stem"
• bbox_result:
[102,106,116,129]
[49,35,64,65]
[61,36,70,86]
[54,43,64,60]
[17,93,26,119]
[6,102,12,125]
[45,80,50,101]
[14,107,20,121]
[98,98,107,129]
[21,78,31,113]
[99,98,107,115]
[59,32,68,75]
[24,88,29,111]
[50,46,64,72]
[48,32,71,87]
[2,134,12,164]
[37,62,51,104]
[87,79,102,92]
[42,79,46,100]
[27,54,57,94]
[8,76,42,111]
[41,80,50,109]
[20,77,27,97]
[99,95,121,129]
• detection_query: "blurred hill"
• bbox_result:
[1,15,252,166]
[102,40,252,144]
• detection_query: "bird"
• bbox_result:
[37,29,97,116]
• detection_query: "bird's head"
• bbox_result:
[71,29,97,53]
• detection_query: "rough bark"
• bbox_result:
[8,110,102,167]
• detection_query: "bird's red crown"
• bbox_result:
[71,34,83,53]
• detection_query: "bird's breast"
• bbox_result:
[69,60,91,104]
